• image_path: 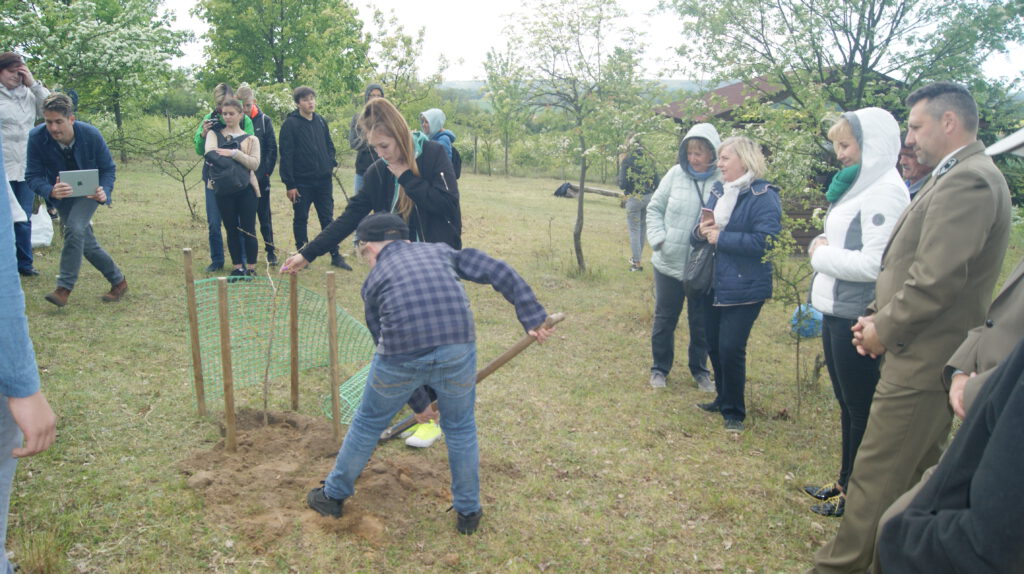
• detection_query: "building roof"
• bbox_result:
[657,76,788,123]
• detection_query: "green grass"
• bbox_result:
[11,160,1023,573]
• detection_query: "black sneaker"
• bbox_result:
[696,401,721,413]
[205,263,224,272]
[724,419,744,433]
[331,253,353,271]
[228,268,253,283]
[267,252,278,266]
[307,485,344,518]
[456,509,483,535]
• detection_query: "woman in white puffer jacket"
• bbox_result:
[645,123,721,391]
[801,108,910,518]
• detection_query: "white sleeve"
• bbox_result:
[811,183,908,282]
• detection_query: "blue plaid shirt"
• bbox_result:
[362,241,548,355]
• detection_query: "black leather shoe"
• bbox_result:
[18,268,39,277]
[811,494,845,517]
[803,482,842,501]
[456,509,483,535]
[331,253,353,271]
[696,401,721,413]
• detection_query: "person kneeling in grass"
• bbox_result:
[281,213,554,534]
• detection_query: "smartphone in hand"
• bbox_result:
[700,208,715,227]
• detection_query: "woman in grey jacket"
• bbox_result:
[801,108,909,517]
[645,123,721,390]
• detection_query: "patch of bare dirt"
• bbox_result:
[177,408,452,548]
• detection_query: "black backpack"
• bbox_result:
[451,145,462,179]
[205,132,252,196]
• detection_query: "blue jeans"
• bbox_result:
[822,314,881,490]
[54,197,123,290]
[0,398,20,574]
[204,186,224,267]
[323,342,480,514]
[651,268,710,379]
[9,181,33,272]
[705,300,764,422]
[354,173,364,195]
[625,193,651,263]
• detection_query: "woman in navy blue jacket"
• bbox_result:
[692,136,782,432]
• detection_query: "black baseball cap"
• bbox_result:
[356,213,409,242]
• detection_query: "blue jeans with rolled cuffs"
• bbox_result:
[323,342,480,514]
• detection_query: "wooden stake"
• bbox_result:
[183,248,206,416]
[217,278,237,452]
[289,272,299,410]
[326,272,342,442]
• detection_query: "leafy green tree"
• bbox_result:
[365,9,447,112]
[665,0,1024,111]
[484,41,530,176]
[515,0,657,272]
[194,0,368,99]
[0,0,189,161]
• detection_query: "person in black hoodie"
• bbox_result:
[278,86,350,270]
[348,83,383,194]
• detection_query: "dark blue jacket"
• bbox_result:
[25,120,116,204]
[693,179,781,305]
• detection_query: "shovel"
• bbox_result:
[379,312,565,441]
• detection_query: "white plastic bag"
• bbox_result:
[30,208,53,248]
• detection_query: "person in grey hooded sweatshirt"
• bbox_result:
[348,83,384,194]
[645,123,721,391]
[420,108,456,160]
[800,108,909,518]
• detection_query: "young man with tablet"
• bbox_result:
[25,93,127,307]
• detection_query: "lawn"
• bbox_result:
[11,160,1022,573]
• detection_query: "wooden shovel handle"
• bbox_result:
[379,312,565,441]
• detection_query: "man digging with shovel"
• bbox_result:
[282,213,555,534]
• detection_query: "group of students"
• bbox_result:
[194,82,460,284]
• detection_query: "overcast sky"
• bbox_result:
[164,0,1021,83]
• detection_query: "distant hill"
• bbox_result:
[439,79,706,103]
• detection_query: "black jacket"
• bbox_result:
[300,141,461,260]
[617,147,659,195]
[878,336,1024,573]
[251,108,278,186]
[278,110,336,188]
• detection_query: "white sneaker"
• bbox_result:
[696,372,715,392]
[405,420,443,448]
[649,372,667,388]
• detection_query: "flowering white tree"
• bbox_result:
[0,0,190,161]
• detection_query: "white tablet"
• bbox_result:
[59,169,99,198]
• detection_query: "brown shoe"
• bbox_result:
[102,279,128,302]
[44,287,71,307]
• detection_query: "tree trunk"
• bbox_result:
[113,94,127,164]
[503,126,510,176]
[573,132,587,273]
[473,133,479,175]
